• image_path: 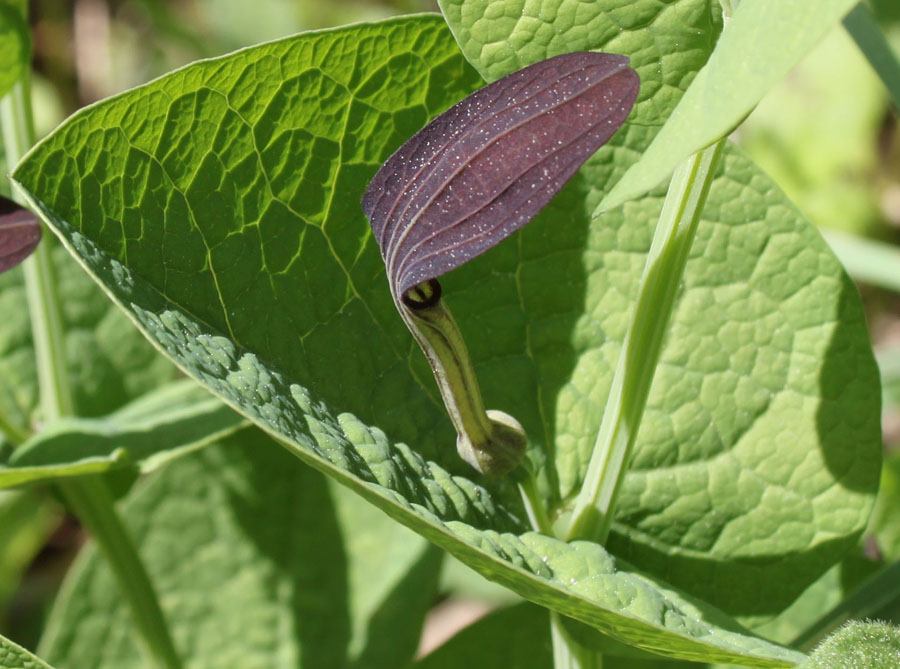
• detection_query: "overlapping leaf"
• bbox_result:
[0,237,177,443]
[39,430,441,668]
[599,0,861,210]
[440,0,881,626]
[10,13,871,665]
[0,635,52,669]
[0,380,246,489]
[438,0,723,126]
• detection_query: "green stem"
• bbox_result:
[400,279,527,477]
[0,80,34,171]
[401,280,554,537]
[566,140,725,543]
[791,560,900,651]
[57,478,182,669]
[844,2,900,111]
[22,230,74,421]
[515,466,553,535]
[2,75,182,669]
[820,228,900,293]
[551,613,603,669]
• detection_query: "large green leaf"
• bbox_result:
[0,379,246,489]
[599,0,860,211]
[10,14,872,665]
[595,146,881,629]
[0,0,29,101]
[39,429,440,668]
[438,0,721,106]
[440,0,881,622]
[0,633,53,669]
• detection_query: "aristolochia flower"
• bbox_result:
[362,52,639,475]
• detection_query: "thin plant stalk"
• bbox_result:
[791,560,900,650]
[566,140,725,543]
[515,466,554,535]
[844,2,900,111]
[399,282,527,477]
[2,73,182,669]
[821,227,900,294]
[551,612,603,669]
[21,225,74,419]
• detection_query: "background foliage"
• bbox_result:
[1,1,899,667]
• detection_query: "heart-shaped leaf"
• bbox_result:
[441,0,881,627]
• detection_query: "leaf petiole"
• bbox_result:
[401,279,527,477]
[551,612,603,669]
[843,1,900,111]
[566,139,725,543]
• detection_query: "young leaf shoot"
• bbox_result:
[362,52,639,475]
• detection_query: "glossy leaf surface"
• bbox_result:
[362,51,638,298]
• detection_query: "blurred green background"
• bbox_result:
[3,0,900,659]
